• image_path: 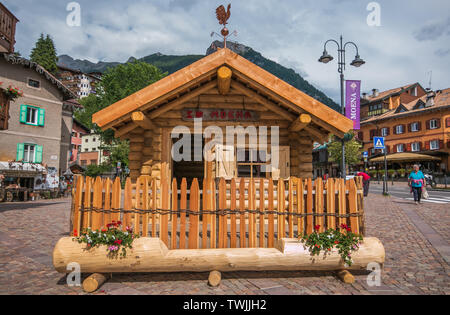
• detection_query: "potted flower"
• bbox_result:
[0,82,23,101]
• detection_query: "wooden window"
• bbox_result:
[236,148,271,178]
[429,119,440,129]
[410,122,419,132]
[396,144,404,152]
[381,127,389,137]
[215,145,236,179]
[270,146,290,180]
[395,125,404,134]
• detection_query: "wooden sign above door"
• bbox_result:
[182,108,260,122]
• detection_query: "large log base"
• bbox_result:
[53,237,385,274]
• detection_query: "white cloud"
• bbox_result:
[4,0,450,103]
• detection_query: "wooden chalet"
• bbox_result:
[92,48,353,184]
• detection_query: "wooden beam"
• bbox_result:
[217,66,232,95]
[115,122,138,139]
[289,114,311,132]
[231,81,296,121]
[310,116,346,139]
[131,111,155,130]
[304,125,329,144]
[148,80,217,119]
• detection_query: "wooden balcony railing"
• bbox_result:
[0,3,19,54]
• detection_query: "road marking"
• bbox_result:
[404,198,449,204]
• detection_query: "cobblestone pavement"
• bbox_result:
[0,193,448,295]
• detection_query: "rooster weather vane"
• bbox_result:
[211,4,237,49]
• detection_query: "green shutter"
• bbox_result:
[38,108,45,126]
[16,143,25,161]
[19,105,27,123]
[35,145,43,163]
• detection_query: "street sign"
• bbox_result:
[363,151,368,158]
[373,137,385,149]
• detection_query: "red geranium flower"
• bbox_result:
[314,225,320,231]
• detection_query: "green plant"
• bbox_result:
[301,224,363,266]
[388,169,396,178]
[74,221,139,258]
[398,168,406,177]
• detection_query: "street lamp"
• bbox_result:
[318,35,365,179]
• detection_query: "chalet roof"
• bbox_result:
[362,83,419,104]
[92,48,352,138]
[1,53,76,99]
[361,88,450,125]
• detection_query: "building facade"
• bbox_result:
[0,3,18,54]
[359,87,450,173]
[57,65,101,99]
[79,133,109,166]
[70,118,90,164]
[0,54,76,176]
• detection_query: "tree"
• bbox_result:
[30,34,58,74]
[328,133,363,168]
[75,61,167,169]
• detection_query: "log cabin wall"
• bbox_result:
[127,87,315,183]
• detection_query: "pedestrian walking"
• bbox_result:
[357,170,371,197]
[408,164,425,205]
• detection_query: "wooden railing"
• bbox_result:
[0,3,18,53]
[70,176,365,249]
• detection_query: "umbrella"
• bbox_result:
[369,152,440,162]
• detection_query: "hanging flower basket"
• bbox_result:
[0,82,23,101]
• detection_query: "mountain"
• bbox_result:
[58,41,339,111]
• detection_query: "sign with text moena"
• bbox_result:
[182,108,260,122]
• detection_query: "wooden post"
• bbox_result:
[348,179,359,234]
[171,178,178,250]
[151,178,157,237]
[123,177,133,231]
[259,178,265,248]
[161,176,169,246]
[277,179,285,239]
[326,178,336,230]
[111,177,121,223]
[288,178,294,238]
[315,178,324,233]
[103,178,112,227]
[249,178,256,247]
[134,177,142,235]
[296,178,304,237]
[72,176,83,236]
[338,179,347,231]
[83,177,92,230]
[306,178,313,235]
[217,66,232,95]
[239,178,246,248]
[218,178,226,248]
[336,270,355,284]
[188,178,200,249]
[267,179,275,247]
[208,270,222,287]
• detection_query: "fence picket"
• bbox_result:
[306,178,313,235]
[142,177,150,236]
[188,178,200,249]
[288,178,294,238]
[296,178,304,237]
[259,178,265,248]
[72,176,83,236]
[277,179,285,239]
[161,177,169,246]
[103,178,112,227]
[171,178,178,249]
[218,178,226,248]
[202,179,209,249]
[112,177,121,223]
[326,178,335,230]
[134,177,142,236]
[230,178,237,248]
[83,176,92,230]
[315,178,324,233]
[239,178,246,248]
[267,179,275,247]
[179,178,187,249]
[338,178,346,231]
[151,178,157,237]
[248,178,256,247]
[348,179,359,234]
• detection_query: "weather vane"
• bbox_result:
[211,4,237,49]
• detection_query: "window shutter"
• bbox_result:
[408,123,411,132]
[439,140,443,150]
[386,145,390,153]
[394,125,399,134]
[406,143,411,152]
[417,121,422,131]
[393,145,397,153]
[418,142,422,151]
[436,118,441,129]
[426,120,430,130]
[447,140,450,149]
[402,124,406,133]
[16,143,25,161]
[38,108,45,126]
[271,146,290,180]
[35,145,43,163]
[425,141,430,150]
[386,127,390,136]
[215,145,235,179]
[19,105,27,123]
[446,117,450,128]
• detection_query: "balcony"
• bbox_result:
[0,3,19,54]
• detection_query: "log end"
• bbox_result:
[336,270,355,284]
[208,270,221,287]
[83,273,108,293]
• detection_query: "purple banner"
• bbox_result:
[345,80,361,130]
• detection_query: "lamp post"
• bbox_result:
[318,35,365,179]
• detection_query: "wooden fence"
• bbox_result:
[70,176,365,250]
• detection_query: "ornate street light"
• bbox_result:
[318,35,365,179]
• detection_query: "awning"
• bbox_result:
[369,152,441,162]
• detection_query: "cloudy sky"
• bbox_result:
[4,0,450,102]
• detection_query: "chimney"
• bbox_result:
[425,90,436,107]
[372,89,379,97]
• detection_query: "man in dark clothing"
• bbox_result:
[357,171,371,197]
